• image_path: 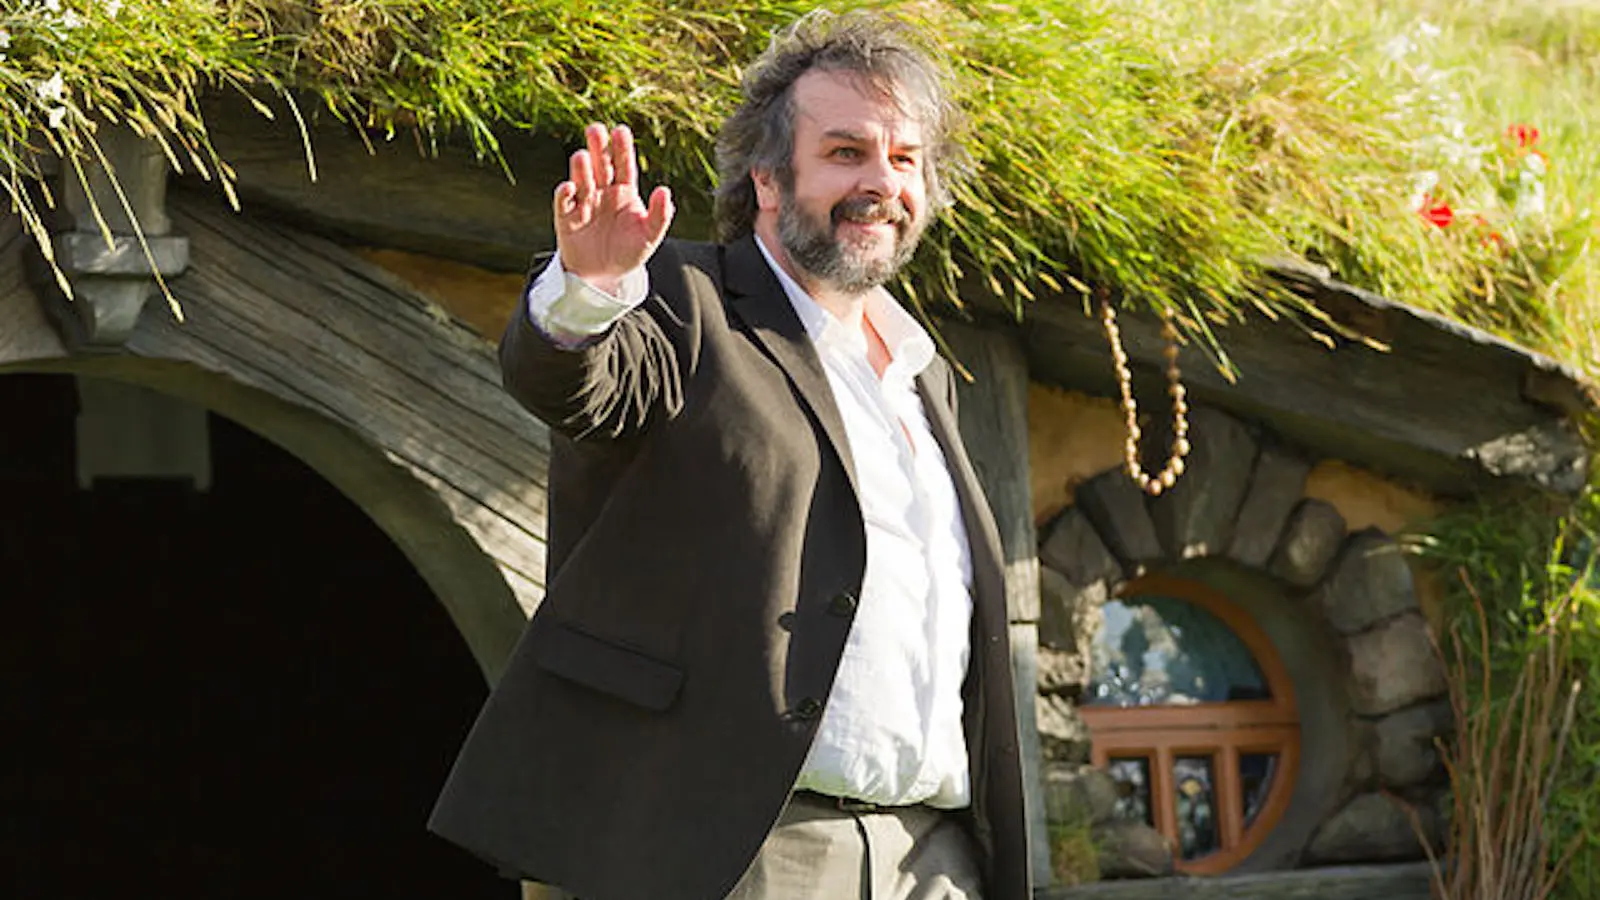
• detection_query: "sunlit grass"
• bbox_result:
[0,0,1594,375]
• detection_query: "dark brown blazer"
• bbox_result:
[429,236,1029,900]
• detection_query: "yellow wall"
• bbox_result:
[357,248,526,341]
[1028,385,1129,525]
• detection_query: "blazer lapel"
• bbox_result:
[723,236,859,497]
[916,368,1008,613]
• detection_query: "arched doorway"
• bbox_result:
[1,373,512,898]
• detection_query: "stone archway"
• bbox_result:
[1032,406,1451,877]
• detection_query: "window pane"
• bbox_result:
[1174,755,1219,860]
[1107,756,1153,826]
[1087,594,1269,707]
[1240,752,1279,828]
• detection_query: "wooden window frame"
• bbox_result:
[1079,574,1300,875]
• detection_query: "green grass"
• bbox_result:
[1,0,1596,379]
[1410,485,1600,900]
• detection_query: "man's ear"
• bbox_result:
[752,167,781,212]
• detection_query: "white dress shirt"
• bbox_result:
[526,240,975,808]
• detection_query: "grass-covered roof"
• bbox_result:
[3,0,1597,381]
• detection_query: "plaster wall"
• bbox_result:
[1027,384,1444,535]
[356,248,526,341]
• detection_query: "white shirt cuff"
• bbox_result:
[525,254,649,346]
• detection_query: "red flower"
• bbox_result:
[1507,123,1540,148]
[1419,197,1454,228]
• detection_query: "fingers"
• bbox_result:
[644,185,675,244]
[585,123,615,189]
[612,125,636,188]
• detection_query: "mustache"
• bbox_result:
[830,196,910,227]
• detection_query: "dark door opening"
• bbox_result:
[1,374,510,899]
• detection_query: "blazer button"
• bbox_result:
[794,697,824,720]
[828,591,858,617]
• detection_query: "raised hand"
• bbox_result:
[554,123,675,296]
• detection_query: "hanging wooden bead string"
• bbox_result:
[1098,291,1192,496]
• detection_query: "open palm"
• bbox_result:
[554,123,675,294]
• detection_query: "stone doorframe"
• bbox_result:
[1034,405,1453,875]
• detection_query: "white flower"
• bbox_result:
[1417,20,1441,39]
[1381,33,1416,63]
[1408,170,1440,211]
[35,72,66,105]
[47,106,67,129]
[1523,152,1548,177]
[104,0,122,16]
[60,9,83,29]
[1515,179,1546,220]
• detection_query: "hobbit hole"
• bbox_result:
[0,373,510,899]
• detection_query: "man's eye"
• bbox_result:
[831,147,861,159]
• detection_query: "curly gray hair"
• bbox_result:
[713,10,966,242]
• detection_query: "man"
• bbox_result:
[430,11,1028,900]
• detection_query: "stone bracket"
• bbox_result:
[32,125,188,351]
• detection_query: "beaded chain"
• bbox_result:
[1098,294,1192,496]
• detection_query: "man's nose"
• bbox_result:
[856,152,901,198]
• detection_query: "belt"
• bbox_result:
[792,789,908,814]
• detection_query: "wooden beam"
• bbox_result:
[1022,293,1589,498]
[943,322,1052,887]
[1039,862,1434,900]
[189,93,716,273]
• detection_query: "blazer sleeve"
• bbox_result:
[499,242,705,442]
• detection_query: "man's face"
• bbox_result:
[756,69,931,294]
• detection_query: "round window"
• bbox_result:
[1078,575,1300,874]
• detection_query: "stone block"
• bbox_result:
[1226,445,1312,568]
[1304,792,1438,865]
[1269,499,1347,588]
[1347,613,1449,717]
[1076,469,1164,570]
[1037,693,1093,764]
[1037,644,1091,698]
[1093,820,1175,879]
[1038,565,1106,647]
[1043,763,1120,826]
[1374,700,1453,788]
[1315,531,1420,635]
[1150,406,1257,559]
[1040,507,1123,588]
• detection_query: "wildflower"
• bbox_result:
[104,0,122,16]
[0,29,10,63]
[1507,123,1540,148]
[47,106,67,129]
[1419,196,1454,228]
[35,72,65,105]
[1472,215,1505,250]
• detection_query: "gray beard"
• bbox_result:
[777,192,926,295]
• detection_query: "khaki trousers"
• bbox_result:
[521,793,983,900]
[724,793,983,900]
